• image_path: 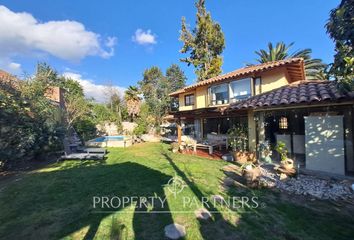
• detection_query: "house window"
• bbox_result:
[253,77,261,95]
[182,119,195,136]
[279,117,288,129]
[230,78,251,103]
[210,83,229,105]
[184,94,194,106]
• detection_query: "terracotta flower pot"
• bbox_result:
[243,166,261,186]
[280,159,294,170]
[232,152,248,163]
[247,152,257,163]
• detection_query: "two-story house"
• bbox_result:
[169,58,354,176]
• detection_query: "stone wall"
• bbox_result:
[96,121,137,136]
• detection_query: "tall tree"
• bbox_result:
[35,62,61,86]
[124,86,141,122]
[59,78,85,97]
[104,80,119,111]
[138,67,163,103]
[253,42,328,80]
[166,64,187,91]
[62,93,90,131]
[166,64,186,111]
[139,67,177,127]
[139,67,164,125]
[180,0,225,81]
[110,92,124,124]
[326,0,354,90]
[0,71,64,167]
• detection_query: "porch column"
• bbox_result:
[258,112,265,143]
[177,119,182,145]
[248,110,257,151]
[200,118,204,139]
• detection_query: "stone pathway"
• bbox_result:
[194,208,212,220]
[164,223,186,239]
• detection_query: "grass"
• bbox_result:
[0,142,353,240]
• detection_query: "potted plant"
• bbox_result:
[275,141,294,170]
[241,162,256,171]
[241,162,260,186]
[227,124,249,163]
[171,142,180,153]
[258,141,272,163]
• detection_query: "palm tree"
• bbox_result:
[124,86,141,122]
[253,42,328,80]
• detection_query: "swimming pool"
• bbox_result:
[92,136,125,142]
[86,135,132,148]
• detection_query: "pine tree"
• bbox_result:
[180,0,225,81]
[166,64,186,91]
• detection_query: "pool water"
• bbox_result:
[91,136,125,142]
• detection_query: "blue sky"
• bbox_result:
[0,0,339,102]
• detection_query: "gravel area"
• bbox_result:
[259,165,354,201]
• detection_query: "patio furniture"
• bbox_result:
[85,153,105,160]
[194,142,219,155]
[84,148,107,154]
[194,134,228,154]
[160,135,177,143]
[61,147,107,161]
[60,153,88,160]
[181,135,197,152]
[60,152,105,160]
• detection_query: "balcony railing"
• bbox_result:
[210,94,251,106]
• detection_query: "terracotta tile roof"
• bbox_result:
[0,70,20,88]
[0,70,15,80]
[229,80,354,110]
[169,58,305,96]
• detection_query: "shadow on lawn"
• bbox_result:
[0,161,174,240]
[162,151,354,240]
[2,146,354,240]
[162,153,240,240]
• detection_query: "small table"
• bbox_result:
[194,142,224,155]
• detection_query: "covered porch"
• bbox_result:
[172,108,250,156]
[229,80,354,176]
[253,104,354,175]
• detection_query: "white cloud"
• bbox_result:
[132,29,157,45]
[0,5,117,73]
[0,57,22,74]
[62,72,126,103]
[8,62,21,71]
[105,36,117,48]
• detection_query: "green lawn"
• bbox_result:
[0,143,353,240]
